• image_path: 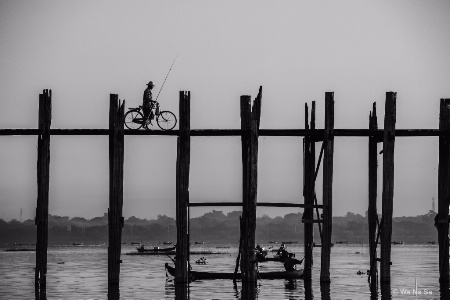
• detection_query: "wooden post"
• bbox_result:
[368,102,378,290]
[303,102,315,280]
[175,91,190,284]
[380,92,396,283]
[240,87,261,292]
[320,92,334,283]
[108,94,125,297]
[35,89,52,300]
[438,98,450,287]
[240,95,251,279]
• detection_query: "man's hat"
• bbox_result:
[147,81,154,87]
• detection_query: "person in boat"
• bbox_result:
[283,257,303,272]
[255,244,264,260]
[143,81,157,124]
[277,243,290,259]
[255,244,267,261]
[138,245,145,251]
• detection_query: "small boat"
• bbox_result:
[164,263,303,280]
[259,256,291,263]
[282,241,298,244]
[72,242,83,246]
[195,257,207,264]
[428,241,436,245]
[4,248,35,252]
[195,241,204,245]
[137,245,176,253]
[259,249,295,263]
[392,241,404,245]
[163,241,172,245]
[335,241,349,244]
[268,241,278,244]
[130,242,141,245]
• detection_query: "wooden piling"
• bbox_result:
[320,92,334,283]
[175,91,191,284]
[35,89,52,300]
[240,87,261,289]
[303,102,315,280]
[108,94,125,297]
[380,92,396,283]
[438,98,450,287]
[240,95,252,280]
[368,102,378,290]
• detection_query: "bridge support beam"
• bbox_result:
[240,87,261,298]
[380,92,396,283]
[438,98,450,296]
[320,92,334,283]
[368,102,379,292]
[35,89,52,300]
[303,101,316,280]
[175,91,191,286]
[108,94,125,298]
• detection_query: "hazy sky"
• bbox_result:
[1,0,450,221]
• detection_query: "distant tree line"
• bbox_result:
[0,210,438,246]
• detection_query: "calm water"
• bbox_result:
[0,243,441,299]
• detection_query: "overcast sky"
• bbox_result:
[1,0,449,221]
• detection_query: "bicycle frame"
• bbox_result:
[130,102,160,120]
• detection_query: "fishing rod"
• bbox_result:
[155,54,178,101]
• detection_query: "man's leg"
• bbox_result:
[142,107,150,124]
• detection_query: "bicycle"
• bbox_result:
[124,101,177,131]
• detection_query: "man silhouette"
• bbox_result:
[143,81,156,124]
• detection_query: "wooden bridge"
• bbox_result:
[1,88,449,299]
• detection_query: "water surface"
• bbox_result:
[0,243,441,299]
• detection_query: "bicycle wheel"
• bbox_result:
[157,111,177,131]
[124,110,144,130]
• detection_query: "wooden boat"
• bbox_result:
[137,245,176,253]
[5,248,35,252]
[165,263,304,280]
[126,251,175,256]
[258,253,296,263]
[125,250,222,256]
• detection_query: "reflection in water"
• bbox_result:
[320,283,331,300]
[165,280,175,298]
[380,282,391,300]
[304,278,313,299]
[233,281,240,299]
[440,280,449,300]
[284,279,297,290]
[174,283,189,300]
[108,284,120,300]
[241,280,258,299]
[284,279,298,300]
[369,276,378,300]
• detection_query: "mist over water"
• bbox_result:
[0,243,441,299]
